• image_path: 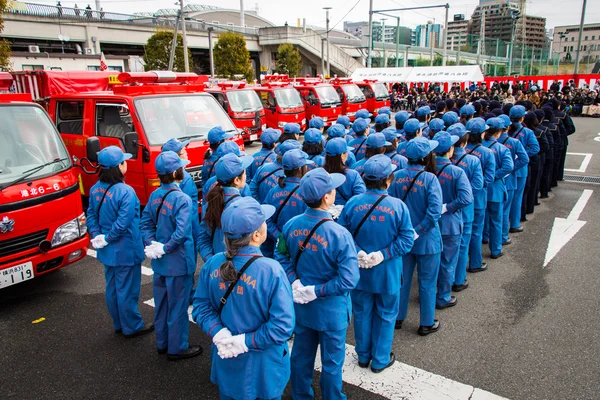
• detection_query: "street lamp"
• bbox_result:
[508,10,520,75]
[381,18,387,67]
[323,7,332,77]
[557,33,566,73]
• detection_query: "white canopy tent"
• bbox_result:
[351,66,484,83]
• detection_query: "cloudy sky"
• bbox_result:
[38,0,600,30]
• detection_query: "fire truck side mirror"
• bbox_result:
[86,137,101,163]
[123,132,139,159]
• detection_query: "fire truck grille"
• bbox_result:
[0,229,49,258]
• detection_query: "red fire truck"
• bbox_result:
[0,72,88,289]
[328,78,367,121]
[253,75,307,130]
[355,80,390,116]
[206,81,266,143]
[11,70,244,209]
[293,78,342,127]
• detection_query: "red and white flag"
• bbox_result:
[100,52,108,71]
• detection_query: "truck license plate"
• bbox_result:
[0,262,34,289]
[250,134,258,141]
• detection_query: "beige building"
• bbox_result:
[552,24,600,63]
[446,15,469,50]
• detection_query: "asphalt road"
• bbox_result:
[2,117,600,400]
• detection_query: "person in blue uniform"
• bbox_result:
[394,111,410,139]
[140,151,202,360]
[309,116,325,132]
[374,114,390,132]
[338,155,414,373]
[389,137,443,335]
[397,119,425,157]
[428,118,445,138]
[247,128,280,181]
[192,198,294,400]
[326,123,357,166]
[481,118,514,259]
[275,168,360,400]
[378,106,391,116]
[250,140,302,203]
[431,132,473,309]
[415,105,434,136]
[448,124,483,292]
[460,104,475,126]
[197,153,253,262]
[87,146,154,337]
[336,115,351,135]
[382,127,408,169]
[442,111,459,128]
[348,118,370,161]
[507,105,539,232]
[464,118,495,273]
[203,126,234,183]
[324,138,366,206]
[352,133,391,175]
[280,123,301,142]
[303,128,325,169]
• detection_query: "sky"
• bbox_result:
[34,0,600,31]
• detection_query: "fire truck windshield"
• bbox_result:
[135,94,237,145]
[274,88,303,108]
[341,84,366,103]
[372,83,390,100]
[315,86,341,105]
[0,105,70,188]
[226,90,263,112]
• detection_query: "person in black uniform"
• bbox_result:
[539,107,557,197]
[525,111,549,212]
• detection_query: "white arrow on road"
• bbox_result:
[544,189,593,267]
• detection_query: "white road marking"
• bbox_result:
[544,189,593,267]
[565,153,593,173]
[87,248,97,258]
[86,249,154,276]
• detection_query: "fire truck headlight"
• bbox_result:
[52,213,87,248]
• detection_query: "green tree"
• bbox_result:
[214,31,254,81]
[274,43,302,77]
[143,29,192,72]
[0,0,12,70]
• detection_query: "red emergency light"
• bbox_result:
[262,74,290,82]
[0,72,14,90]
[329,77,353,85]
[217,81,247,89]
[117,71,202,85]
[293,77,324,86]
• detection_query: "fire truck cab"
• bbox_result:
[254,75,307,130]
[355,80,390,116]
[293,78,342,127]
[329,77,367,122]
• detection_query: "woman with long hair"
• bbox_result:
[302,128,325,170]
[324,138,366,205]
[382,127,408,169]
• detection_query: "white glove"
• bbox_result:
[91,234,108,249]
[357,250,372,268]
[414,230,420,240]
[219,334,249,359]
[144,244,158,259]
[294,285,317,304]
[151,241,166,257]
[213,328,234,359]
[442,204,448,214]
[292,279,304,291]
[367,251,384,267]
[327,204,343,219]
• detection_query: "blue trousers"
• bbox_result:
[503,189,515,242]
[455,220,472,286]
[351,290,398,369]
[437,235,461,306]
[221,396,280,400]
[469,208,485,269]
[487,201,503,256]
[291,324,347,400]
[104,265,144,335]
[510,176,527,229]
[398,253,440,327]
[153,272,193,355]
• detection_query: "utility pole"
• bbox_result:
[381,18,387,68]
[430,23,434,66]
[367,0,373,67]
[519,0,525,74]
[208,27,215,77]
[395,17,400,67]
[477,8,485,65]
[321,39,326,76]
[168,12,181,71]
[240,0,245,30]
[324,7,332,76]
[557,34,565,74]
[494,38,499,76]
[442,4,449,66]
[457,31,461,65]
[574,0,588,74]
[179,0,190,72]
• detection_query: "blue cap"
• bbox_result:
[215,140,244,158]
[215,153,254,182]
[509,105,527,119]
[260,128,281,145]
[162,138,190,154]
[406,137,439,160]
[155,150,190,175]
[498,114,511,129]
[382,127,398,141]
[284,123,301,134]
[432,131,459,153]
[299,168,346,203]
[378,106,391,115]
[304,128,323,144]
[363,154,397,180]
[460,104,476,116]
[352,118,369,133]
[326,137,353,156]
[221,197,276,239]
[98,146,132,169]
[282,149,314,170]
[208,126,234,144]
[446,123,468,138]
[466,117,489,134]
[309,117,325,129]
[374,114,390,125]
[442,111,459,126]
[355,109,372,119]
[404,119,425,135]
[394,111,410,124]
[274,139,302,156]
[366,132,391,148]
[327,123,346,138]
[336,115,351,128]
[429,118,445,133]
[486,117,505,130]
[416,106,435,117]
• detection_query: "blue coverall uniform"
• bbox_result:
[201,176,251,214]
[509,124,539,228]
[348,136,369,161]
[386,151,408,169]
[247,148,277,181]
[250,161,285,203]
[333,169,366,206]
[202,152,220,183]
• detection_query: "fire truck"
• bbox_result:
[11,70,244,210]
[329,78,367,122]
[355,80,390,116]
[253,75,307,130]
[293,78,342,127]
[205,81,266,143]
[0,72,88,289]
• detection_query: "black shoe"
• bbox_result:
[418,320,440,336]
[395,320,403,330]
[358,360,370,368]
[452,280,469,292]
[157,348,167,355]
[436,296,457,310]
[467,263,488,273]
[540,194,549,199]
[482,239,489,245]
[535,201,541,206]
[509,226,524,233]
[520,217,528,222]
[491,252,504,259]
[502,238,512,246]
[114,329,122,335]
[123,323,155,338]
[168,345,203,361]
[371,353,396,373]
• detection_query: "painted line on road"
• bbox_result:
[86,248,154,276]
[565,153,593,173]
[567,189,593,221]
